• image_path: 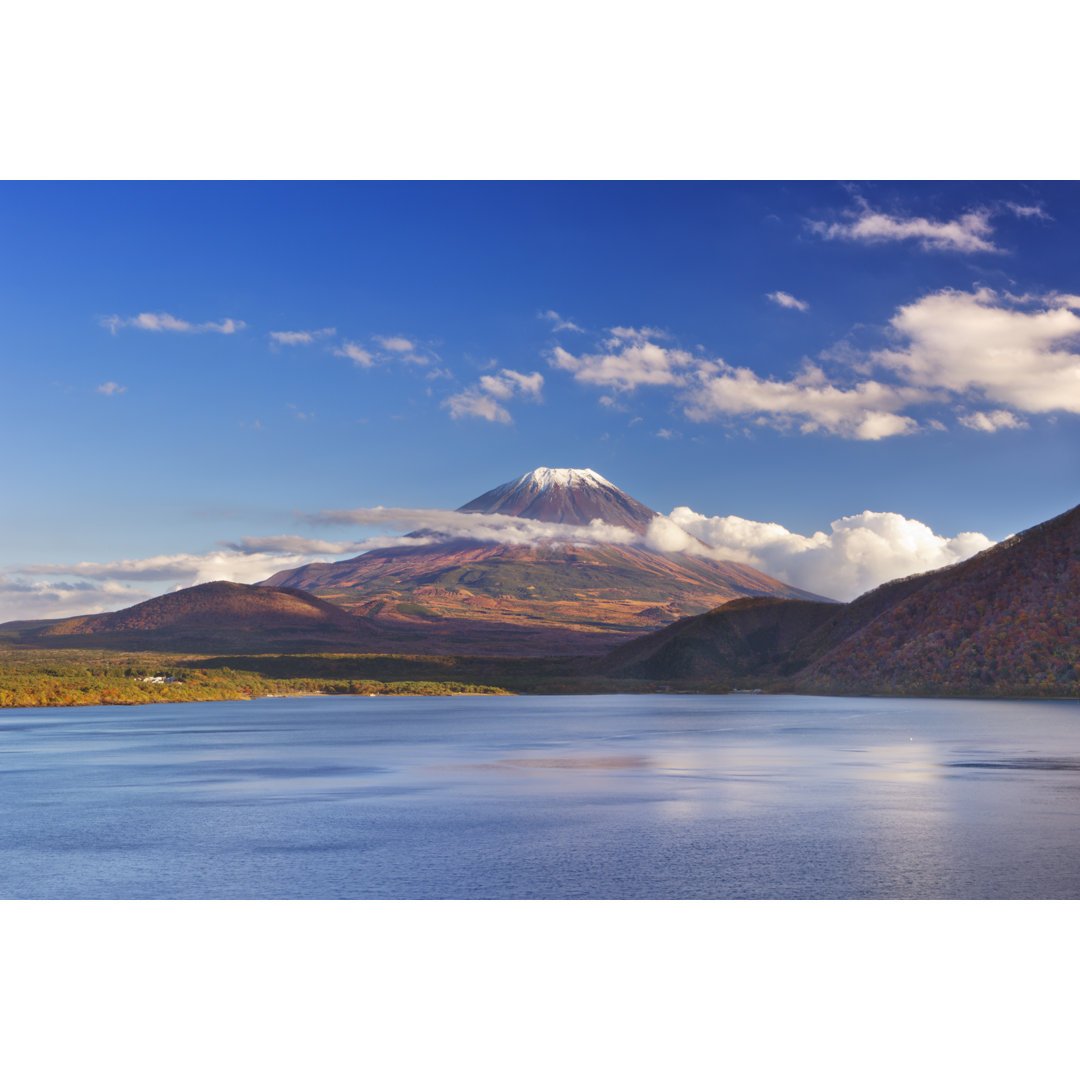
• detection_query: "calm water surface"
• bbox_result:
[3,694,1080,899]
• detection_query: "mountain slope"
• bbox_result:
[263,468,822,655]
[601,501,1080,697]
[794,502,1080,695]
[32,581,376,651]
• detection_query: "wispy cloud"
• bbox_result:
[957,410,1029,433]
[539,310,585,333]
[15,551,309,584]
[219,535,404,556]
[767,291,809,312]
[269,328,336,346]
[332,334,438,368]
[333,341,374,367]
[302,505,642,546]
[96,381,126,395]
[101,312,245,334]
[1004,202,1049,220]
[0,575,152,622]
[804,192,1042,254]
[443,368,544,424]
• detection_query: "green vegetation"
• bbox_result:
[395,602,436,617]
[0,649,512,709]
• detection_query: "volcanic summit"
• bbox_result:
[458,467,657,533]
[262,468,823,656]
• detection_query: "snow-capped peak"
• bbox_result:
[518,467,612,491]
[458,467,657,533]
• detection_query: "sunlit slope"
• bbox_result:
[264,468,821,652]
[27,581,375,652]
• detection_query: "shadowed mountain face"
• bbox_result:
[263,468,823,655]
[600,501,1080,697]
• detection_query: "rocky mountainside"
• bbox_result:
[263,468,822,655]
[601,500,1080,697]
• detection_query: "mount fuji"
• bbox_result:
[262,468,825,655]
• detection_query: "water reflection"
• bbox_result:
[3,694,1080,898]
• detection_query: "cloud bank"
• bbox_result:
[667,506,993,601]
[0,575,152,622]
[301,506,636,547]
[4,494,1001,620]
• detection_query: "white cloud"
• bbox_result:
[551,339,697,391]
[553,328,932,439]
[808,195,999,254]
[958,409,1029,432]
[333,335,436,368]
[478,369,544,401]
[0,576,152,622]
[302,505,638,548]
[444,368,544,423]
[874,287,1080,414]
[269,328,336,346]
[97,381,126,395]
[1004,203,1049,219]
[539,310,585,333]
[605,326,669,345]
[668,506,994,601]
[374,335,415,353]
[642,515,712,557]
[767,291,809,312]
[333,341,375,367]
[220,534,432,556]
[3,528,465,621]
[3,494,1002,622]
[547,284,1080,440]
[443,390,511,423]
[16,551,312,585]
[684,361,929,440]
[101,312,245,334]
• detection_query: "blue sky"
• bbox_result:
[3,180,1079,617]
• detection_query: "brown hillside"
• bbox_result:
[45,581,361,634]
[794,503,1080,696]
[600,501,1080,698]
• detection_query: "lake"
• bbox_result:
[3,693,1080,899]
